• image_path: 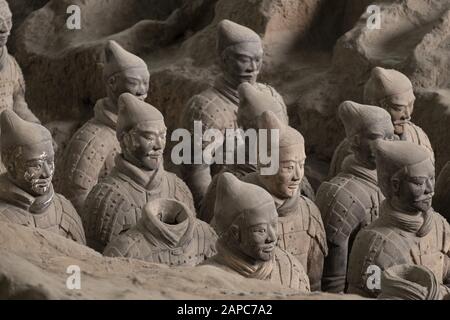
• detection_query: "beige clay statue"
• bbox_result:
[59,40,150,213]
[347,140,450,298]
[315,100,395,293]
[181,19,288,210]
[104,198,217,266]
[199,82,314,222]
[202,172,310,292]
[237,110,327,291]
[328,67,434,179]
[82,93,194,252]
[0,110,85,244]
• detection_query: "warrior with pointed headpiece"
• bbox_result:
[347,140,450,298]
[237,110,327,291]
[199,83,314,222]
[181,20,288,210]
[316,101,395,292]
[0,110,85,244]
[59,41,150,212]
[83,93,194,252]
[329,67,433,179]
[202,172,310,291]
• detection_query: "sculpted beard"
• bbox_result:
[24,170,52,195]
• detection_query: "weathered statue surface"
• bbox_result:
[347,140,450,298]
[316,101,395,293]
[0,0,40,124]
[0,110,85,244]
[0,0,41,173]
[104,198,217,266]
[202,172,310,292]
[58,40,150,213]
[83,93,194,252]
[378,264,450,300]
[199,82,314,223]
[328,67,434,179]
[238,110,327,291]
[181,19,288,210]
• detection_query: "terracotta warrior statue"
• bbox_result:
[236,110,327,291]
[0,0,40,124]
[0,0,41,173]
[0,110,85,244]
[315,101,395,293]
[104,198,217,266]
[202,172,310,291]
[378,264,450,300]
[181,19,288,209]
[59,40,150,212]
[347,140,450,298]
[83,93,194,252]
[199,82,314,222]
[328,67,433,179]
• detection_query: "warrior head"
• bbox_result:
[1,110,54,196]
[339,100,395,170]
[217,20,263,89]
[256,110,305,199]
[214,172,278,262]
[0,0,11,48]
[116,93,166,171]
[376,140,434,214]
[237,82,287,130]
[364,67,415,136]
[103,40,150,108]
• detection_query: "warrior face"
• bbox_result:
[0,4,12,48]
[352,123,395,170]
[391,158,435,214]
[381,91,415,136]
[122,121,166,171]
[106,68,150,106]
[7,141,55,197]
[231,205,278,262]
[260,146,306,199]
[221,42,263,89]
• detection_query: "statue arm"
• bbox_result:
[12,57,40,124]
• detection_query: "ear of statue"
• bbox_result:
[391,177,400,195]
[349,134,360,152]
[107,76,117,92]
[229,224,240,242]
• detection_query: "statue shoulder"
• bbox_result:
[184,88,237,132]
[300,196,328,255]
[62,120,119,187]
[0,201,29,225]
[315,176,371,243]
[274,247,311,292]
[55,193,86,244]
[194,219,218,257]
[83,177,134,249]
[347,226,409,297]
[166,171,196,213]
[103,229,143,258]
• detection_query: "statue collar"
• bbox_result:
[342,155,378,186]
[115,154,164,191]
[214,238,274,280]
[94,98,118,130]
[0,174,54,214]
[213,75,240,105]
[139,205,195,249]
[0,47,8,72]
[380,200,434,237]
